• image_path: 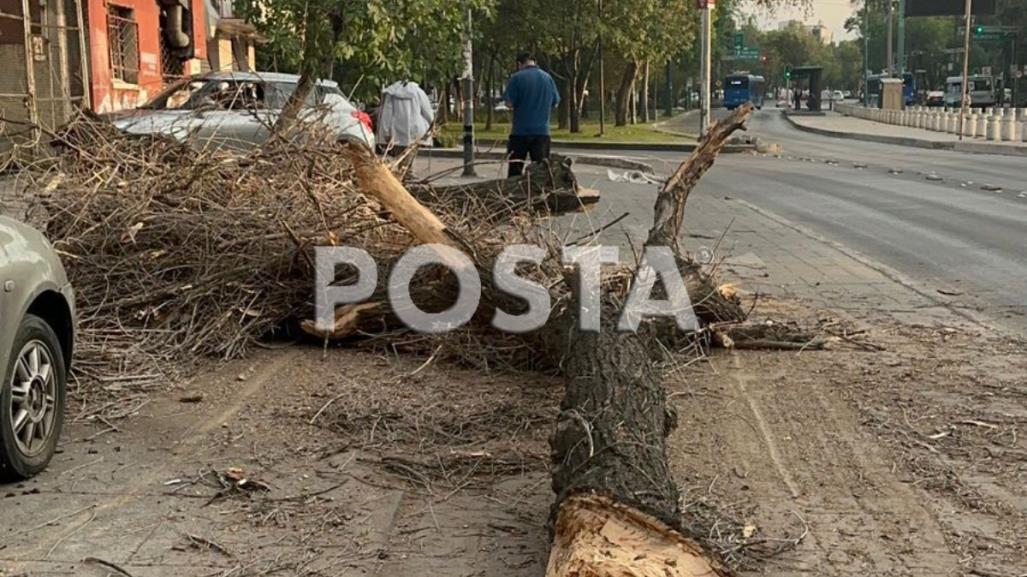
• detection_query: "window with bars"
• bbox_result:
[107,5,139,84]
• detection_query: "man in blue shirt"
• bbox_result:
[502,52,560,177]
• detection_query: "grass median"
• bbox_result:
[438,117,693,147]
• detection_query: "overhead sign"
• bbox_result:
[906,0,996,17]
[735,48,761,60]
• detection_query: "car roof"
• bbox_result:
[196,71,340,88]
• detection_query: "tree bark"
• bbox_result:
[485,53,495,131]
[641,60,651,123]
[615,61,638,127]
[546,104,755,577]
[410,154,594,215]
[557,76,570,130]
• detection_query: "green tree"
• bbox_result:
[236,0,493,132]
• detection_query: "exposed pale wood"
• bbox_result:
[546,494,733,577]
[300,302,383,341]
[343,142,462,253]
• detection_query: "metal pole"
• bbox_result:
[898,0,907,75]
[864,0,870,106]
[958,0,972,141]
[20,0,37,131]
[598,0,605,135]
[887,1,894,76]
[461,7,476,177]
[699,2,712,137]
[75,0,89,110]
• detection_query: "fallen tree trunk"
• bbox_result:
[410,154,597,215]
[547,104,754,577]
[340,105,755,576]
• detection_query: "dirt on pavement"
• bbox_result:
[1,292,1025,577]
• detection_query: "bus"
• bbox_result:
[723,74,765,110]
[944,75,995,108]
[902,72,915,106]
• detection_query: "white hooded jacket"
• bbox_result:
[377,81,434,147]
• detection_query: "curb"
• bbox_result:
[782,111,1027,158]
[422,148,657,174]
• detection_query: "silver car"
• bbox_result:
[0,217,74,479]
[110,71,376,149]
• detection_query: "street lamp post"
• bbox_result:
[864,0,870,106]
[958,0,972,141]
[699,0,713,137]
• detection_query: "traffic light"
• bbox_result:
[974,25,985,35]
[784,67,792,80]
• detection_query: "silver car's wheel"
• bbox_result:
[1,314,66,480]
[10,341,58,457]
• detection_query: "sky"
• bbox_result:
[749,0,859,42]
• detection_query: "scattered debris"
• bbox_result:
[925,173,943,182]
[980,184,1002,192]
[606,168,665,185]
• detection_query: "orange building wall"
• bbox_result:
[87,0,207,112]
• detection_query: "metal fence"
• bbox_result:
[0,0,89,150]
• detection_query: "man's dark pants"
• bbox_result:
[507,135,551,178]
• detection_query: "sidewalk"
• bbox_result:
[784,110,1027,157]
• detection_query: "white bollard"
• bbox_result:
[977,110,988,138]
[989,111,1002,142]
[1002,109,1016,142]
[965,112,978,138]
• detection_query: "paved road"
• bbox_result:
[561,106,1027,335]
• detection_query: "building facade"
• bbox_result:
[0,0,90,137]
[84,0,208,112]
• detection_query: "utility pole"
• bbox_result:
[598,0,606,136]
[886,1,895,76]
[898,0,907,75]
[864,0,870,105]
[958,0,972,141]
[461,7,476,177]
[699,0,713,137]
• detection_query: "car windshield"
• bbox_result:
[140,78,304,111]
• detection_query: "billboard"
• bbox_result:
[905,0,996,17]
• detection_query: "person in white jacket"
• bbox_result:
[376,80,434,176]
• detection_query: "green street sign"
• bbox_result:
[733,32,744,50]
[735,48,760,60]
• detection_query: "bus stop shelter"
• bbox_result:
[791,66,824,112]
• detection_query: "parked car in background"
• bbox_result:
[832,90,844,102]
[0,217,74,480]
[108,72,375,150]
[925,90,945,107]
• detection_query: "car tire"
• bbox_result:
[0,314,67,480]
